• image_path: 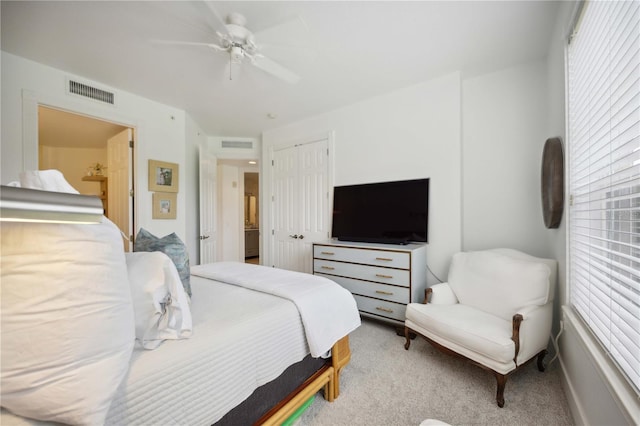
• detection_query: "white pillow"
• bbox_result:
[19,169,80,194]
[125,251,193,350]
[0,217,135,425]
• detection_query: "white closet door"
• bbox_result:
[271,138,329,273]
[297,139,329,273]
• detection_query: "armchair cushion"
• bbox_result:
[406,303,515,364]
[448,251,552,321]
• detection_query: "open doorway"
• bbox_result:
[244,171,259,264]
[38,106,135,249]
[214,158,259,262]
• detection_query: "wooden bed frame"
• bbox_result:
[259,335,351,425]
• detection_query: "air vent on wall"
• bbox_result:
[221,140,254,149]
[68,80,115,105]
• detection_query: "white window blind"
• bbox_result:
[568,0,640,392]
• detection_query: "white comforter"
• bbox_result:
[191,262,361,357]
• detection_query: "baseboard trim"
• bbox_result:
[558,352,587,426]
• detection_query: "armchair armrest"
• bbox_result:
[511,314,524,363]
[424,283,458,305]
[513,303,554,365]
[516,305,543,318]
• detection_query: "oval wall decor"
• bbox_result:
[541,137,564,229]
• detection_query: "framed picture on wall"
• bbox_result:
[148,160,179,193]
[152,192,177,219]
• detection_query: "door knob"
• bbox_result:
[199,235,210,240]
[298,235,304,240]
[289,234,299,239]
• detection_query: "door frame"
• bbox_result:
[262,131,335,268]
[22,89,138,240]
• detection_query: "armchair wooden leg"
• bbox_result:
[404,327,412,350]
[495,373,507,408]
[537,349,548,372]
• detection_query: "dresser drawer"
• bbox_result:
[314,259,410,287]
[353,295,406,322]
[314,245,410,269]
[317,273,409,304]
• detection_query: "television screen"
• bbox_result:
[331,178,429,244]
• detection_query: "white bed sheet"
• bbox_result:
[1,276,309,426]
[191,262,361,357]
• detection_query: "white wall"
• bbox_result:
[1,52,189,247]
[545,0,569,311]
[263,72,462,281]
[462,60,549,258]
[262,65,556,282]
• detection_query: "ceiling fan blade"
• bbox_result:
[202,1,230,37]
[152,39,227,52]
[251,56,300,84]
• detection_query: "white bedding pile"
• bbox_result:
[1,170,136,425]
[125,251,192,349]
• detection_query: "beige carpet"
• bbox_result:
[296,319,574,426]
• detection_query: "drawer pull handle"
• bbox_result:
[321,251,335,255]
[375,290,393,295]
[375,274,393,279]
[376,257,393,261]
[376,306,393,313]
[321,266,335,270]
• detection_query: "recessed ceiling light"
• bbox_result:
[248,160,257,165]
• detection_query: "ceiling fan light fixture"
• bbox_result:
[158,8,302,84]
[230,45,244,63]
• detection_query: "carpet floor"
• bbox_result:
[296,319,574,426]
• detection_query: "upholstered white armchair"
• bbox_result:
[404,248,557,407]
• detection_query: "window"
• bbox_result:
[567,0,639,392]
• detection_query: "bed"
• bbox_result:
[0,172,360,426]
[104,263,359,426]
[103,275,355,425]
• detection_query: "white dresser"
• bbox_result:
[313,240,427,326]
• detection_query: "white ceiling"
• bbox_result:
[1,1,561,139]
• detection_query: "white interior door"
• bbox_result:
[199,146,217,264]
[107,128,133,251]
[273,145,300,271]
[271,138,329,273]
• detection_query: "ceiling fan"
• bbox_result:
[157,3,303,84]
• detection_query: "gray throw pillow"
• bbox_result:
[133,228,191,297]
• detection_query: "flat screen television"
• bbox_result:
[331,178,429,245]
